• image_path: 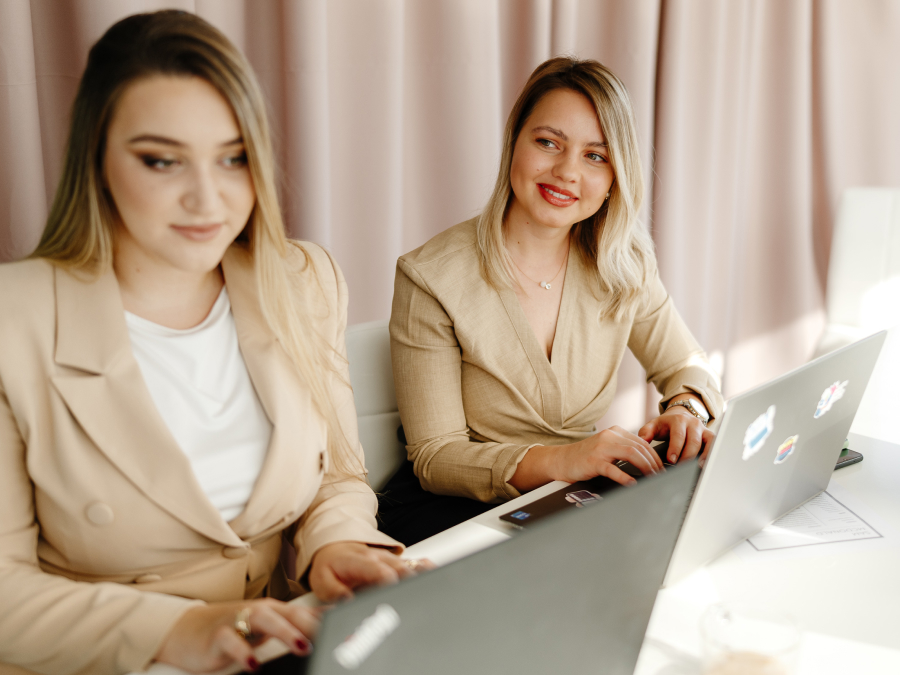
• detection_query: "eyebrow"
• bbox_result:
[532,125,607,148]
[126,134,244,147]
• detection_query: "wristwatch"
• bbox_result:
[666,398,710,425]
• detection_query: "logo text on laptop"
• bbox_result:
[333,603,401,670]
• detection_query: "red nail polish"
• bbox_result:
[247,657,260,672]
[296,638,310,652]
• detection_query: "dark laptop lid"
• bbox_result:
[307,462,699,675]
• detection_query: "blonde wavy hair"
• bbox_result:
[477,56,656,321]
[31,11,362,476]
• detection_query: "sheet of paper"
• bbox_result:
[747,490,881,552]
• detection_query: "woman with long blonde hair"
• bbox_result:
[384,57,724,545]
[0,11,416,674]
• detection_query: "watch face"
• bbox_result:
[687,399,709,421]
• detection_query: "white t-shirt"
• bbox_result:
[125,288,272,522]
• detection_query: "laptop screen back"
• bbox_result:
[308,462,700,675]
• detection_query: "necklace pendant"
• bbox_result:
[540,281,551,290]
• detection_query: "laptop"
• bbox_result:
[279,462,699,675]
[499,331,886,586]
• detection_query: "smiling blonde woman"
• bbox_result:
[383,57,725,545]
[0,11,414,675]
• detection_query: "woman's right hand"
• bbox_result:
[154,598,320,673]
[509,426,664,492]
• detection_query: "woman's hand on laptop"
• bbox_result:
[639,405,715,464]
[509,426,665,491]
[308,542,433,603]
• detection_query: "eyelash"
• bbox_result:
[536,139,607,164]
[222,152,248,168]
[140,155,177,170]
[138,153,248,171]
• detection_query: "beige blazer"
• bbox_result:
[390,219,724,503]
[0,243,400,675]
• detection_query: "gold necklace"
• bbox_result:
[511,245,569,291]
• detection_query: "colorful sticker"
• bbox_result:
[815,380,848,419]
[509,510,531,520]
[743,405,776,460]
[775,435,799,464]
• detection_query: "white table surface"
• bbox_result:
[146,326,900,674]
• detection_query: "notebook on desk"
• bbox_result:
[268,462,699,675]
[499,331,886,587]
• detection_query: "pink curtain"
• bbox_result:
[2,0,899,428]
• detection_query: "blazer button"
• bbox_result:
[222,545,250,559]
[134,574,162,584]
[85,502,114,526]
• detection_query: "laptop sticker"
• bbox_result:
[565,490,602,507]
[333,603,400,670]
[814,380,848,419]
[775,435,799,464]
[742,405,776,460]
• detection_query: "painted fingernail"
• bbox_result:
[247,657,260,672]
[296,638,312,653]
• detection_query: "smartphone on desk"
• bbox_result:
[835,447,863,469]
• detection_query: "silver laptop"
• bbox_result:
[664,331,885,585]
[302,462,699,675]
[495,332,885,586]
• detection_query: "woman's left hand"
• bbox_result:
[638,407,715,464]
[308,542,432,603]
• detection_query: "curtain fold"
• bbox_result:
[2,0,899,427]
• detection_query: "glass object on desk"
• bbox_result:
[700,603,801,675]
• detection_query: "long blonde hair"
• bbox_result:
[477,57,656,321]
[31,11,362,476]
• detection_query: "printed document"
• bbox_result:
[748,490,881,551]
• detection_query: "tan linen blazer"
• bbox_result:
[390,218,724,503]
[0,243,400,675]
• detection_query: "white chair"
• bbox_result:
[345,319,406,491]
[812,187,900,358]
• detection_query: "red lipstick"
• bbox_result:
[538,183,577,207]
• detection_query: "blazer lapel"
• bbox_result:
[497,286,565,428]
[51,265,244,547]
[220,247,325,539]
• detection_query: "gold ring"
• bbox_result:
[404,558,423,571]
[234,608,252,640]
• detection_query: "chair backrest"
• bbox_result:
[345,319,406,491]
[813,187,900,357]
